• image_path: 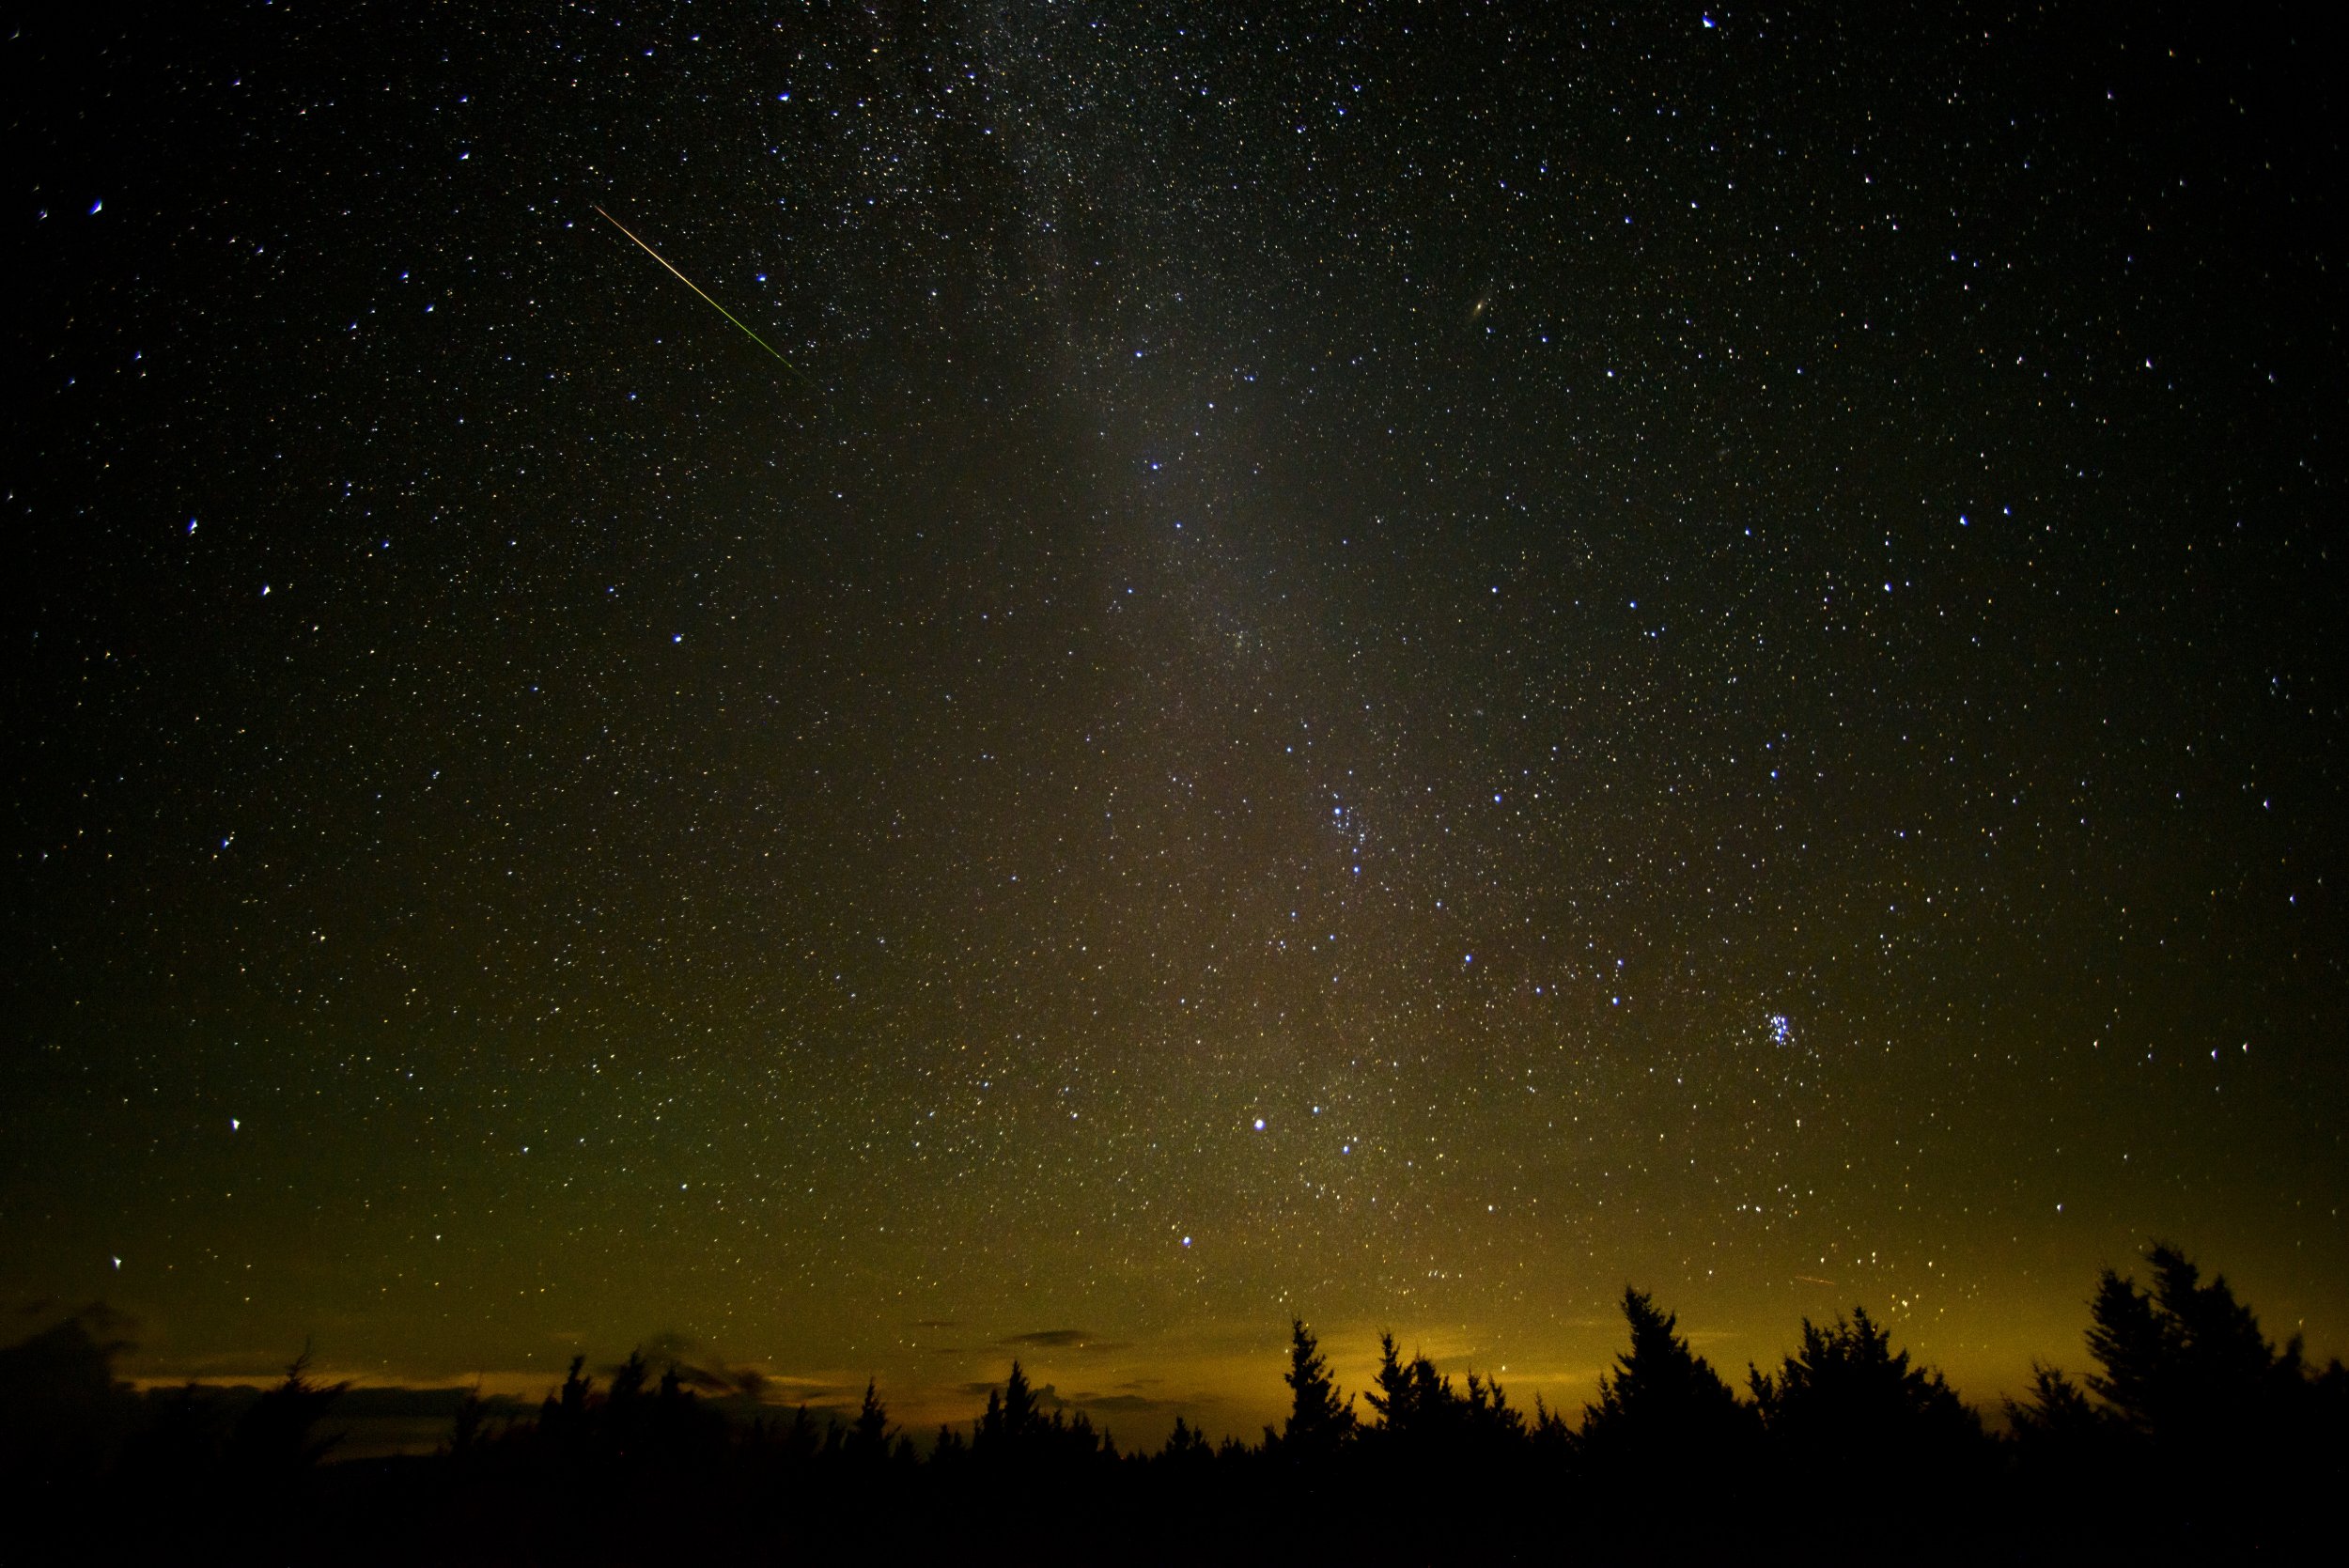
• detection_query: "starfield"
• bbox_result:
[6,3,2343,1562]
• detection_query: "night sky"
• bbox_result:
[8,4,2343,1440]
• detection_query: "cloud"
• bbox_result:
[1000,1328,1089,1348]
[1069,1391,1179,1415]
[663,1361,744,1395]
[329,1386,532,1419]
[738,1374,855,1405]
[954,1378,1071,1411]
[948,1378,1203,1420]
[587,1332,818,1405]
[7,1300,137,1349]
[996,1328,1130,1354]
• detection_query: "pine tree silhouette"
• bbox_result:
[1579,1286,1752,1482]
[974,1360,1034,1452]
[1364,1331,1412,1434]
[782,1402,819,1463]
[1749,1306,1983,1498]
[1268,1319,1355,1461]
[2087,1242,2274,1443]
[608,1348,650,1407]
[1461,1370,1526,1446]
[2003,1359,2124,1509]
[0,1306,140,1487]
[1991,1245,2349,1549]
[541,1351,593,1453]
[446,1377,490,1460]
[1362,1332,1462,1446]
[1160,1414,1212,1465]
[1530,1392,1574,1459]
[931,1421,967,1466]
[12,1252,2342,1561]
[848,1377,891,1460]
[2004,1361,2102,1446]
[224,1345,349,1483]
[2068,1240,2349,1514]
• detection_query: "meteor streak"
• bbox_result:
[593,204,808,382]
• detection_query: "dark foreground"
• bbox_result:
[5,1246,2341,1564]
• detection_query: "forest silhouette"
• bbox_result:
[3,1244,2341,1563]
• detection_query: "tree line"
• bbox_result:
[2,1243,2341,1562]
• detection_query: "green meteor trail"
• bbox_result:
[593,204,809,383]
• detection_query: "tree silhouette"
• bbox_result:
[1983,1245,2349,1551]
[930,1421,967,1467]
[2003,1359,2126,1509]
[974,1359,1047,1454]
[2003,1361,2102,1447]
[967,1359,1114,1473]
[1266,1319,1354,1462]
[1578,1286,1752,1483]
[1362,1332,1461,1447]
[1460,1370,1526,1448]
[1160,1414,1212,1466]
[781,1402,820,1463]
[1363,1332,1411,1433]
[0,1305,140,1488]
[445,1377,490,1460]
[2086,1241,2278,1443]
[607,1348,650,1408]
[2060,1239,2349,1514]
[8,1252,2343,1561]
[1530,1394,1574,1459]
[848,1377,891,1460]
[224,1345,349,1483]
[1748,1305,1984,1505]
[539,1351,593,1453]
